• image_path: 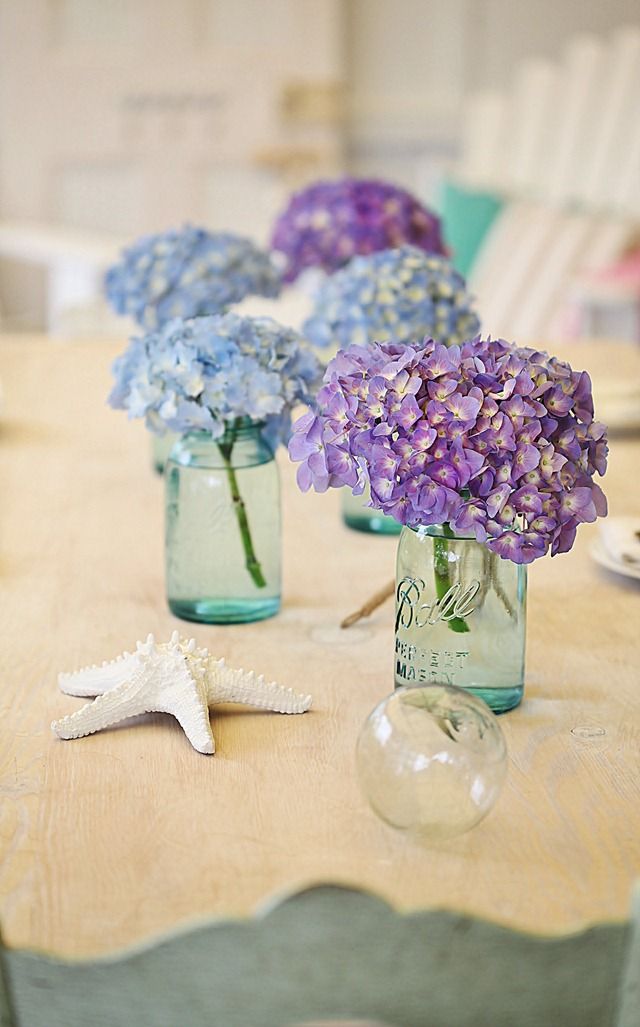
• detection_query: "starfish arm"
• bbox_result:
[58,653,140,697]
[51,677,147,740]
[147,661,215,755]
[206,662,312,714]
[169,698,215,755]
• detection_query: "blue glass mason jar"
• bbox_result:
[394,524,526,713]
[165,420,281,623]
[342,485,402,535]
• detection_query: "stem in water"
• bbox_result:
[218,420,267,589]
[433,525,469,633]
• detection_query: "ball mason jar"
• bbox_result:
[394,524,526,713]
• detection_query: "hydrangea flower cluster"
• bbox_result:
[271,178,446,283]
[303,246,480,350]
[105,225,282,330]
[289,337,608,564]
[109,313,322,449]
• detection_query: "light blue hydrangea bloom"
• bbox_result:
[105,226,282,330]
[303,245,480,349]
[109,313,323,449]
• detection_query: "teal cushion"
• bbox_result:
[439,178,503,278]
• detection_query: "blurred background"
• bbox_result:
[0,0,639,344]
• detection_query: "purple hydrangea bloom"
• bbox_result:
[288,337,609,564]
[270,178,446,283]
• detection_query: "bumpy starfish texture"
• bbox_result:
[51,632,312,755]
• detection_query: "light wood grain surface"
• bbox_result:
[0,336,639,958]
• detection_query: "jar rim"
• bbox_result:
[180,418,267,442]
[407,522,476,542]
[167,420,275,468]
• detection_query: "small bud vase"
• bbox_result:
[165,421,281,623]
[394,524,526,713]
[342,485,402,535]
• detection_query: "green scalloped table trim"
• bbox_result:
[1,884,638,1027]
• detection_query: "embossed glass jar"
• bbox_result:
[165,422,280,624]
[395,524,526,713]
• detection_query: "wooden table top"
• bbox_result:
[1,335,639,958]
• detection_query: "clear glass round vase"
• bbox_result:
[395,525,526,713]
[165,422,281,624]
[342,485,402,536]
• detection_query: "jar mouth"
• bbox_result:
[182,418,267,442]
[229,416,267,433]
[407,522,476,542]
[168,426,275,471]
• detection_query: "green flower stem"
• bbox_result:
[433,524,469,633]
[218,421,267,590]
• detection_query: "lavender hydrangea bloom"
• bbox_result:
[105,226,282,330]
[303,246,480,350]
[271,178,446,283]
[109,313,322,448]
[288,337,608,564]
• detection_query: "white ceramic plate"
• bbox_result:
[590,539,640,581]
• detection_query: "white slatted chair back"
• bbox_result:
[455,90,508,193]
[579,26,640,214]
[459,26,640,341]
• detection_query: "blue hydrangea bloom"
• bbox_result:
[303,245,480,349]
[105,225,282,330]
[109,313,323,449]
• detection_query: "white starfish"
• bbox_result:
[51,632,312,755]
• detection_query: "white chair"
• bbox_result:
[0,222,125,337]
[456,26,640,343]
